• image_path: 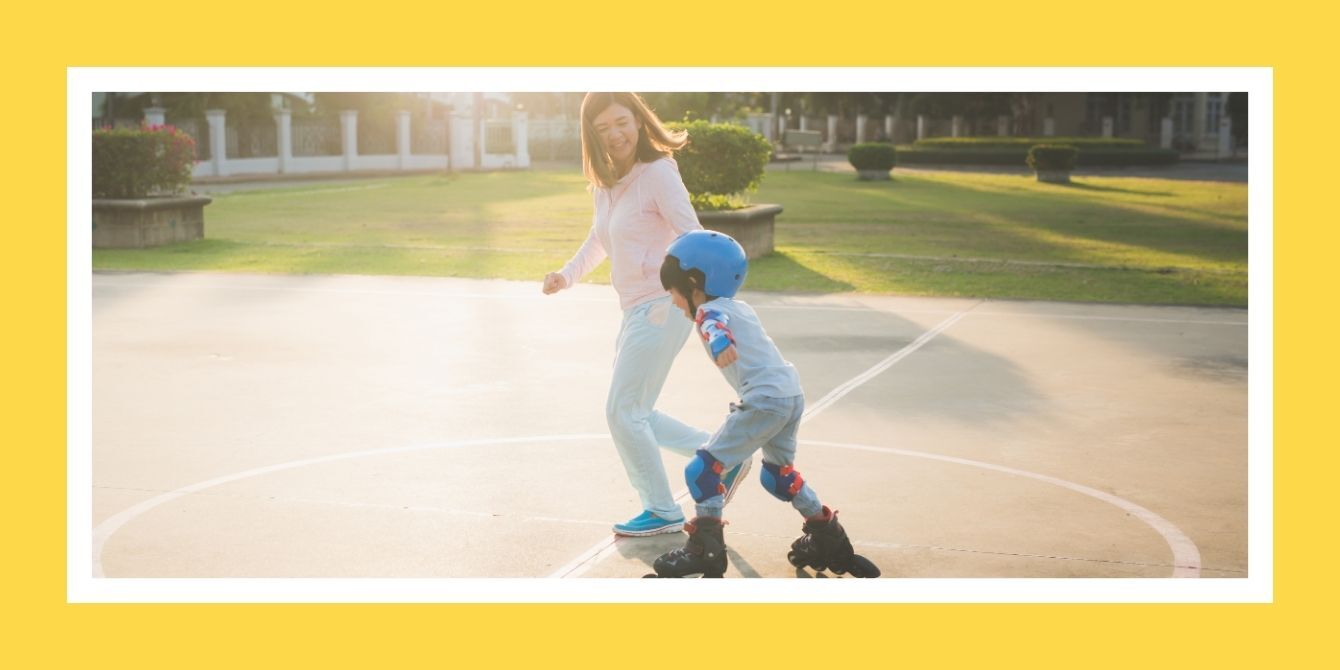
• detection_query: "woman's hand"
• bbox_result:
[542,272,568,295]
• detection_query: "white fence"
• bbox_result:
[141,107,532,179]
[526,118,581,160]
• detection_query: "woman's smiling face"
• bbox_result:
[592,102,640,165]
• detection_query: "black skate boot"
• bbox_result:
[787,507,881,578]
[644,517,728,578]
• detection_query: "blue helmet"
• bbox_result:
[665,230,748,298]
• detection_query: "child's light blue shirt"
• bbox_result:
[695,297,803,400]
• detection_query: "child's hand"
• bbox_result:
[714,344,739,369]
[542,272,568,295]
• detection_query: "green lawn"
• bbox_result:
[93,169,1249,306]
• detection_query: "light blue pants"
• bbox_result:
[608,295,712,521]
[693,394,823,519]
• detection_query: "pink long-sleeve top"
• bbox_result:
[558,157,703,310]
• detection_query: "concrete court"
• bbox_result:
[91,271,1249,579]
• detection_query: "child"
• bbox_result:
[646,230,880,578]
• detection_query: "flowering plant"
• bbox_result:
[93,123,197,198]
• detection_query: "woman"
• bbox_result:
[543,92,750,536]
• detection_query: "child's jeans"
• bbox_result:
[694,393,823,519]
[608,295,712,521]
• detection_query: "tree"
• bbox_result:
[640,93,747,122]
[1227,92,1248,146]
[1008,93,1042,136]
[310,93,418,120]
[795,93,890,117]
[511,92,581,118]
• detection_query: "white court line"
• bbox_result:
[91,431,1205,580]
[549,307,976,578]
[551,421,1207,579]
[90,280,1229,579]
[91,276,1248,325]
[723,530,1207,573]
[970,311,1247,326]
[91,433,607,578]
[805,440,1202,577]
[802,310,970,418]
[93,485,613,528]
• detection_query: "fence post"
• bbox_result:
[917,114,927,140]
[1161,117,1174,149]
[340,110,358,171]
[1043,117,1056,136]
[397,110,411,170]
[450,111,475,170]
[885,115,894,142]
[275,109,292,174]
[856,114,867,143]
[997,115,1010,136]
[827,114,838,152]
[1102,116,1114,138]
[205,109,227,176]
[1217,116,1232,159]
[951,115,963,138]
[513,110,530,168]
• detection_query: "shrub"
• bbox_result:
[1073,149,1180,166]
[689,193,740,212]
[93,124,197,198]
[1026,145,1079,172]
[669,120,772,210]
[915,136,1144,150]
[847,142,897,171]
[895,145,1178,167]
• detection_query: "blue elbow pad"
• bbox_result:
[709,333,732,358]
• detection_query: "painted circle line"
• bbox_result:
[92,434,606,578]
[806,440,1201,577]
[93,433,1200,578]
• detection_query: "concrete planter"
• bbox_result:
[857,168,892,181]
[93,195,212,248]
[695,204,782,260]
[1035,169,1072,184]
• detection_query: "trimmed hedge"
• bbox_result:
[93,124,197,198]
[894,145,1179,167]
[1027,145,1078,172]
[669,120,773,211]
[914,136,1146,150]
[848,142,897,171]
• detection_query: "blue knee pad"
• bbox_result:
[685,449,726,503]
[760,461,805,502]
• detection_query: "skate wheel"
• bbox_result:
[703,572,723,578]
[643,573,659,578]
[787,551,805,568]
[848,555,881,578]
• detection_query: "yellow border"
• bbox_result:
[10,1,1321,665]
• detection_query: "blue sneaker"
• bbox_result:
[722,457,752,505]
[613,510,685,537]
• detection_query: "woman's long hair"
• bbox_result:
[580,92,687,189]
